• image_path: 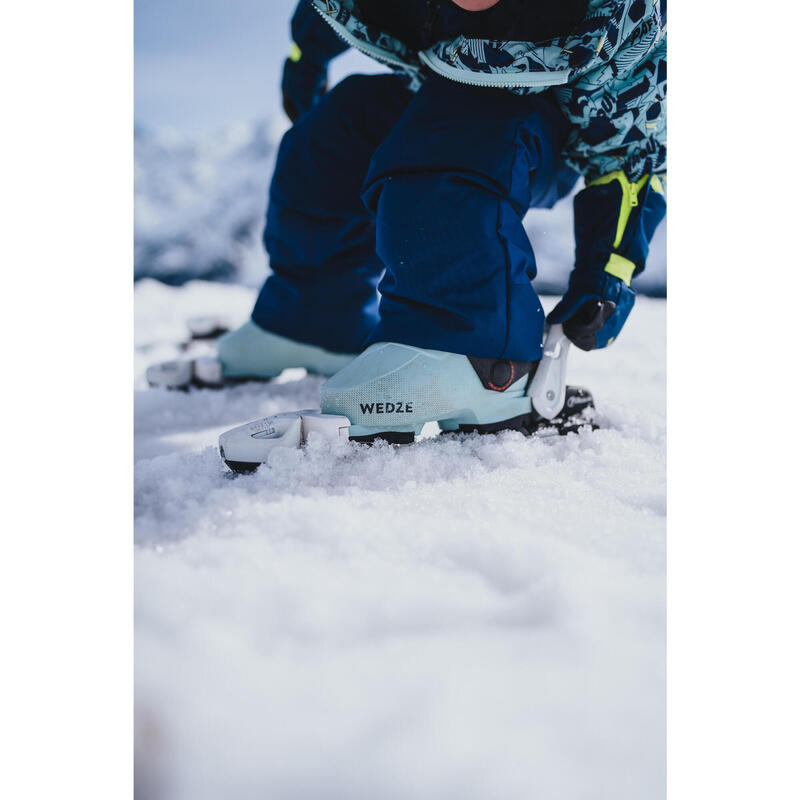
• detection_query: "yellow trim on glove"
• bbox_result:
[588,170,665,286]
[604,253,636,286]
[289,41,302,62]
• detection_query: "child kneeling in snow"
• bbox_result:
[149,0,666,442]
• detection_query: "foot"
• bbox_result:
[146,321,356,389]
[320,342,595,442]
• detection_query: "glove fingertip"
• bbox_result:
[572,337,597,352]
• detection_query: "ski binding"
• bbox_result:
[217,325,596,474]
[219,410,352,472]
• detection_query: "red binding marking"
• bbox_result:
[488,361,514,392]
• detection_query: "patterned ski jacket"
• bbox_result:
[304,0,665,183]
[291,0,666,292]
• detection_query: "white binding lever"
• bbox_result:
[528,323,570,420]
[219,410,351,467]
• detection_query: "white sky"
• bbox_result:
[134,0,380,132]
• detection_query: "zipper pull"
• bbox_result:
[629,180,639,208]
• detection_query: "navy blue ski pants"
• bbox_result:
[252,73,576,361]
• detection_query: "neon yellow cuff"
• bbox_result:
[289,41,302,63]
[604,253,636,286]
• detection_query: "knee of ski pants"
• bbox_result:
[360,78,572,310]
[358,83,571,358]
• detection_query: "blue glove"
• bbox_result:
[280,3,349,122]
[548,273,635,351]
[281,56,328,123]
[549,170,665,351]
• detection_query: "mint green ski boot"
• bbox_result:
[146,321,356,389]
[319,340,595,443]
[216,326,597,471]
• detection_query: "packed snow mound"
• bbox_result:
[133,114,666,294]
[134,281,666,800]
[134,120,285,286]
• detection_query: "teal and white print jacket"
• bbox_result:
[307,0,666,184]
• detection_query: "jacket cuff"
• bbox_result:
[573,170,666,286]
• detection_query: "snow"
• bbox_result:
[135,280,665,800]
[134,122,284,287]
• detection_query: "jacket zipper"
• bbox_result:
[312,0,572,90]
[419,49,570,89]
[311,1,410,69]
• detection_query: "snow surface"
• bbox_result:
[135,280,666,800]
[134,119,666,295]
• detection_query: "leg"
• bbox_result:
[320,78,586,437]
[362,76,572,361]
[148,74,413,390]
[251,74,412,354]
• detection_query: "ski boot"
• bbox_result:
[320,340,594,444]
[146,320,356,389]
[217,325,597,473]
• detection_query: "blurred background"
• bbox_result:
[134,0,665,294]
